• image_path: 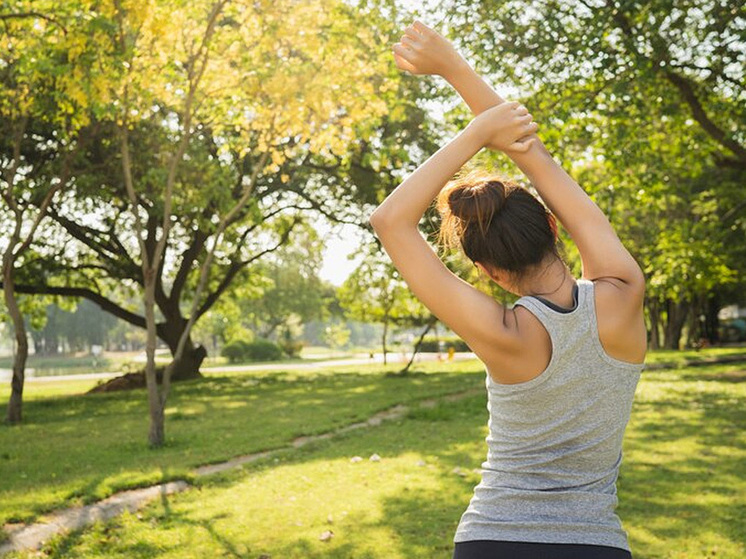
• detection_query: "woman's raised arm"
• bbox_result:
[393,22,645,291]
[368,104,536,361]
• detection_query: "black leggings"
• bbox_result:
[453,540,633,559]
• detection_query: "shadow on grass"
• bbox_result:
[259,386,746,559]
[620,382,746,557]
[31,393,483,558]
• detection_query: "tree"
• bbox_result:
[445,0,746,348]
[323,321,351,350]
[0,4,96,423]
[100,0,404,446]
[5,0,436,380]
[338,248,431,365]
[0,0,433,443]
[244,224,328,339]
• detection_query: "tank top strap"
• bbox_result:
[512,279,594,343]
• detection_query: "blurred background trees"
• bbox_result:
[1,0,744,432]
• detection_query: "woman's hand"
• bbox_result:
[392,21,466,78]
[469,101,538,153]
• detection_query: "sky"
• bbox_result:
[317,220,367,286]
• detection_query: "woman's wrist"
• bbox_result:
[441,56,473,84]
[462,116,489,150]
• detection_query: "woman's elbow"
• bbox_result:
[369,208,392,231]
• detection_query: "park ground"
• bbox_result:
[1,348,745,558]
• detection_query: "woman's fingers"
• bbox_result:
[392,49,417,72]
[392,43,415,61]
[508,138,535,152]
[412,20,431,35]
[403,27,422,41]
[401,35,420,49]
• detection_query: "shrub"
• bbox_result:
[245,339,285,361]
[278,338,304,358]
[417,336,470,352]
[221,340,251,363]
[221,338,285,363]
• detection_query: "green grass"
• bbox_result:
[0,360,481,529]
[644,346,746,367]
[202,354,357,369]
[0,355,116,377]
[3,358,746,558]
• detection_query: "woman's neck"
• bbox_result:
[520,258,576,307]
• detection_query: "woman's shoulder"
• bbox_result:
[586,275,645,323]
[586,276,647,365]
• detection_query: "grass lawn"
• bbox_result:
[2,357,746,558]
[3,344,742,377]
[0,360,482,530]
[643,346,746,366]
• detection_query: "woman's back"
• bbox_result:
[454,279,644,551]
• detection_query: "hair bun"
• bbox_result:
[445,178,507,236]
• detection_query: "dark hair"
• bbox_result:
[436,171,561,281]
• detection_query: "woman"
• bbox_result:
[370,21,647,559]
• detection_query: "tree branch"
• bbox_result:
[48,209,141,280]
[194,218,301,320]
[607,1,746,163]
[4,282,145,327]
[0,11,67,34]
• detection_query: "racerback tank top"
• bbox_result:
[453,278,644,551]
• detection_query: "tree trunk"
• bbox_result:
[704,292,720,345]
[3,258,27,425]
[663,298,690,350]
[158,317,206,381]
[398,317,436,375]
[44,305,60,356]
[382,320,389,365]
[31,330,43,356]
[686,295,704,348]
[144,274,165,447]
[646,298,661,350]
[149,402,165,446]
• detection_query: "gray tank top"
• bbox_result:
[454,278,644,551]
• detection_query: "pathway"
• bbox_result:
[0,352,478,383]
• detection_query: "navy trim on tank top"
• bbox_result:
[532,282,579,314]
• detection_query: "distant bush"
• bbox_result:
[246,338,285,361]
[221,340,251,363]
[278,327,304,358]
[417,336,470,353]
[221,339,285,363]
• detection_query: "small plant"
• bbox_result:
[278,326,304,358]
[221,340,251,364]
